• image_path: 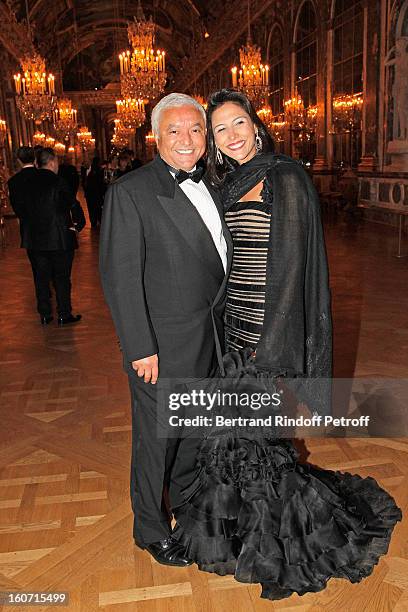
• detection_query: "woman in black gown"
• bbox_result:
[172,89,402,601]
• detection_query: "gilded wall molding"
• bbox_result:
[0,1,35,61]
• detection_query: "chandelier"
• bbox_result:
[116,98,146,129]
[119,1,166,101]
[13,53,56,122]
[284,90,305,128]
[0,119,6,146]
[111,118,134,149]
[332,93,363,132]
[145,131,155,145]
[53,98,78,140]
[32,131,46,146]
[45,135,55,148]
[54,142,66,155]
[284,90,318,145]
[306,105,318,131]
[257,108,286,142]
[230,0,269,110]
[77,126,95,151]
[231,42,270,109]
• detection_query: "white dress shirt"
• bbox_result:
[169,168,228,272]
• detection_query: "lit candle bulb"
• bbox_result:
[231,67,237,88]
[14,75,21,94]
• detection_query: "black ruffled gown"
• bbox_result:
[172,200,402,600]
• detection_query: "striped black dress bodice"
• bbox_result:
[224,200,271,351]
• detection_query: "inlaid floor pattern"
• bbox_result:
[0,206,407,611]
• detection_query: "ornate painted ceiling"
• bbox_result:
[0,0,280,94]
[2,0,221,90]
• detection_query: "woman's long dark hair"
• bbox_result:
[206,89,275,185]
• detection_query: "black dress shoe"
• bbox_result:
[40,315,53,325]
[140,537,193,567]
[57,314,82,326]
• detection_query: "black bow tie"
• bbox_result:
[175,167,204,184]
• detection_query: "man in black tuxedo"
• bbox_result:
[9,147,85,325]
[8,146,37,247]
[99,93,232,566]
[58,155,80,197]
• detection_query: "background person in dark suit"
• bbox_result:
[115,151,132,178]
[11,147,85,325]
[33,145,43,167]
[8,146,38,246]
[84,156,106,228]
[58,155,80,197]
[99,93,232,567]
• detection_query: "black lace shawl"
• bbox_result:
[220,153,333,415]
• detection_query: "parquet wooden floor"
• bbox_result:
[0,205,407,611]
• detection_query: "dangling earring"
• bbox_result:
[255,132,262,153]
[216,146,223,164]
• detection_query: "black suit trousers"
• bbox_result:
[128,370,202,546]
[85,197,103,228]
[27,249,74,317]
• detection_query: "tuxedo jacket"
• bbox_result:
[8,168,85,251]
[58,163,80,197]
[8,166,38,247]
[99,155,233,378]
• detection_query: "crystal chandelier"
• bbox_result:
[306,105,318,131]
[0,119,6,146]
[119,1,166,101]
[45,135,55,148]
[332,93,363,132]
[77,126,95,151]
[111,118,134,149]
[32,131,46,146]
[54,142,66,155]
[145,131,155,146]
[257,108,286,142]
[231,42,270,109]
[53,98,78,140]
[116,98,146,129]
[284,89,305,128]
[13,53,56,122]
[230,0,269,110]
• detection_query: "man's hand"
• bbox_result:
[132,354,159,384]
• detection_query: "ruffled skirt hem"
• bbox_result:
[172,435,402,601]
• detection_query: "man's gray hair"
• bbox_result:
[151,93,206,136]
